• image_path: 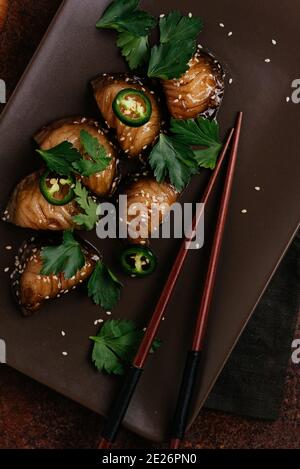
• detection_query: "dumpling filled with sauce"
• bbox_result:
[91,74,161,159]
[11,238,97,316]
[34,117,119,197]
[120,177,178,245]
[162,50,224,119]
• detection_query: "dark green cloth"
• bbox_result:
[205,232,300,420]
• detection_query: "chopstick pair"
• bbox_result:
[98,112,243,450]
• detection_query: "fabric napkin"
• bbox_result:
[205,232,300,420]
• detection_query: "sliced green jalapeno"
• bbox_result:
[120,245,157,278]
[112,88,152,127]
[39,171,75,206]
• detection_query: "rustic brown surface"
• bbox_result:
[0,0,299,449]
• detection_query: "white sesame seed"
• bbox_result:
[241,209,248,214]
[229,78,233,84]
[228,31,233,37]
[62,352,68,356]
[286,96,290,102]
[94,319,104,325]
[188,12,193,18]
[4,267,9,273]
[106,311,112,316]
[272,39,277,45]
[5,245,12,250]
[61,330,66,336]
[160,14,165,18]
[265,58,271,63]
[254,186,261,191]
[219,23,225,28]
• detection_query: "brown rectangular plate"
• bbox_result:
[0,0,299,442]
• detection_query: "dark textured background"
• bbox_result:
[0,0,299,449]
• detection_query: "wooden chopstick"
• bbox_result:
[170,112,243,449]
[98,125,236,450]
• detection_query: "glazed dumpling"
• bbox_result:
[4,171,79,231]
[34,117,119,197]
[92,74,161,159]
[162,50,224,119]
[121,177,178,245]
[11,239,96,315]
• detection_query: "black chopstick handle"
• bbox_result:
[170,351,201,441]
[101,366,143,444]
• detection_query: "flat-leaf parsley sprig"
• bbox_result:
[40,232,123,311]
[147,11,203,80]
[170,117,223,170]
[96,0,157,70]
[41,231,85,279]
[149,117,223,192]
[90,319,161,375]
[37,131,111,178]
[72,181,99,231]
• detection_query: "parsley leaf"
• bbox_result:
[72,130,111,177]
[90,319,161,375]
[96,0,156,70]
[148,11,203,79]
[40,231,85,279]
[149,134,198,192]
[96,0,156,36]
[72,181,99,231]
[117,32,150,69]
[36,142,81,176]
[88,261,122,310]
[170,117,222,169]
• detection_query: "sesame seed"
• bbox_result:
[254,186,261,191]
[188,12,193,18]
[229,78,233,84]
[4,267,9,273]
[5,245,12,250]
[61,330,66,336]
[94,319,104,325]
[272,39,277,45]
[228,31,233,37]
[241,209,248,214]
[286,97,290,102]
[219,23,225,28]
[265,58,271,63]
[106,311,112,316]
[62,352,68,356]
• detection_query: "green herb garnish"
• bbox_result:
[37,142,81,177]
[149,133,198,192]
[170,117,223,169]
[72,181,99,231]
[37,132,110,178]
[116,32,150,70]
[88,261,122,310]
[96,0,156,70]
[90,319,161,375]
[72,130,111,177]
[40,231,85,279]
[147,11,203,80]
